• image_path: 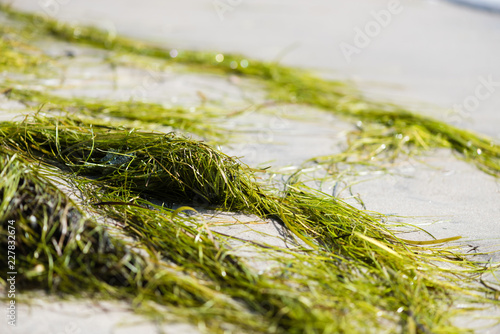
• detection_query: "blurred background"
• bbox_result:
[6,0,500,139]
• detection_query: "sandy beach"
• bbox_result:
[1,0,499,333]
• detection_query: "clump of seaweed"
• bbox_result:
[1,115,499,333]
[0,149,276,332]
[0,150,143,292]
[0,115,266,211]
[0,116,457,250]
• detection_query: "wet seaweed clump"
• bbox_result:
[1,116,500,333]
[0,115,267,211]
[0,150,273,332]
[0,150,146,292]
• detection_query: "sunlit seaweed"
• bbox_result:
[1,87,227,140]
[1,116,499,333]
[0,24,48,73]
[0,150,275,332]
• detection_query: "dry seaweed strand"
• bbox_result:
[0,87,227,140]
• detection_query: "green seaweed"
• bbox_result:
[0,150,275,332]
[0,25,48,73]
[313,110,500,177]
[3,87,227,139]
[1,116,499,333]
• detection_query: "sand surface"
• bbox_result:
[8,0,500,138]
